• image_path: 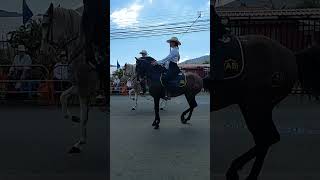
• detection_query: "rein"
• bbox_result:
[46,9,80,52]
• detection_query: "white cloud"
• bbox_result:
[111,3,144,28]
[205,52,210,56]
[149,0,153,4]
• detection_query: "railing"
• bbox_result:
[0,64,73,105]
[226,17,320,52]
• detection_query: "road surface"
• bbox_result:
[111,94,210,180]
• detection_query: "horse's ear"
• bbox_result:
[48,3,54,15]
[135,57,138,61]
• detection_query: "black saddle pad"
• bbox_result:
[160,72,186,90]
[213,35,244,80]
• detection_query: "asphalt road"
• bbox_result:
[0,94,318,180]
[0,105,107,180]
[213,95,320,180]
[111,94,210,180]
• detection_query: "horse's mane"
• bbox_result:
[51,7,82,43]
[124,63,136,76]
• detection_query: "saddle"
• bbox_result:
[213,34,244,80]
[160,70,187,89]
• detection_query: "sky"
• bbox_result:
[110,0,211,66]
[0,0,234,66]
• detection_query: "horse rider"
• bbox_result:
[152,37,181,100]
[137,50,150,94]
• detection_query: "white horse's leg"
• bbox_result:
[132,92,138,110]
[160,99,167,110]
[60,86,79,122]
[129,89,134,100]
[69,95,89,153]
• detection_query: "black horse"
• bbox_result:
[204,7,320,180]
[81,0,108,103]
[135,58,203,129]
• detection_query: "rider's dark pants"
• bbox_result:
[163,62,179,85]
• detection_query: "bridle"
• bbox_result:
[42,10,80,51]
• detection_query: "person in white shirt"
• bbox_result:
[152,37,181,99]
[8,45,32,89]
[113,76,120,90]
[53,51,70,92]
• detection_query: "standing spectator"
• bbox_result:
[113,75,120,91]
[53,51,70,92]
[8,44,32,90]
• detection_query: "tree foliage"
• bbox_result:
[7,19,42,59]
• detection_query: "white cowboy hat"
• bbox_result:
[17,45,26,52]
[139,50,148,55]
[166,37,181,45]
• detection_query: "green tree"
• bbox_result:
[7,19,42,59]
[112,69,124,79]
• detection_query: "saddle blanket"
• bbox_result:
[213,35,244,80]
[160,72,187,90]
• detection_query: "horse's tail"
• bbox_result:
[295,45,320,96]
[202,76,211,91]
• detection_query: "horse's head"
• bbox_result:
[40,3,55,55]
[123,63,136,76]
[212,7,229,43]
[135,57,148,78]
[40,3,81,55]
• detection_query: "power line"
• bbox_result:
[110,11,209,30]
[111,19,209,33]
[111,28,209,40]
[110,24,209,38]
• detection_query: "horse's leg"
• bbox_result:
[152,97,160,129]
[69,95,89,153]
[227,103,277,180]
[132,92,138,110]
[181,94,197,124]
[129,89,134,100]
[60,86,80,123]
[160,99,167,110]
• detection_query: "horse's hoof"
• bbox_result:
[154,125,159,129]
[181,117,188,124]
[226,169,239,180]
[245,175,258,180]
[152,122,156,126]
[160,108,164,111]
[71,116,80,123]
[68,146,81,154]
[132,107,136,110]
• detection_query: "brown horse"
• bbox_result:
[135,58,203,129]
[204,6,320,180]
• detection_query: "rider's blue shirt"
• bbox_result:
[157,47,180,69]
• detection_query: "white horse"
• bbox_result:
[40,4,99,153]
[123,63,167,110]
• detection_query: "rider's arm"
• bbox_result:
[157,48,179,64]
